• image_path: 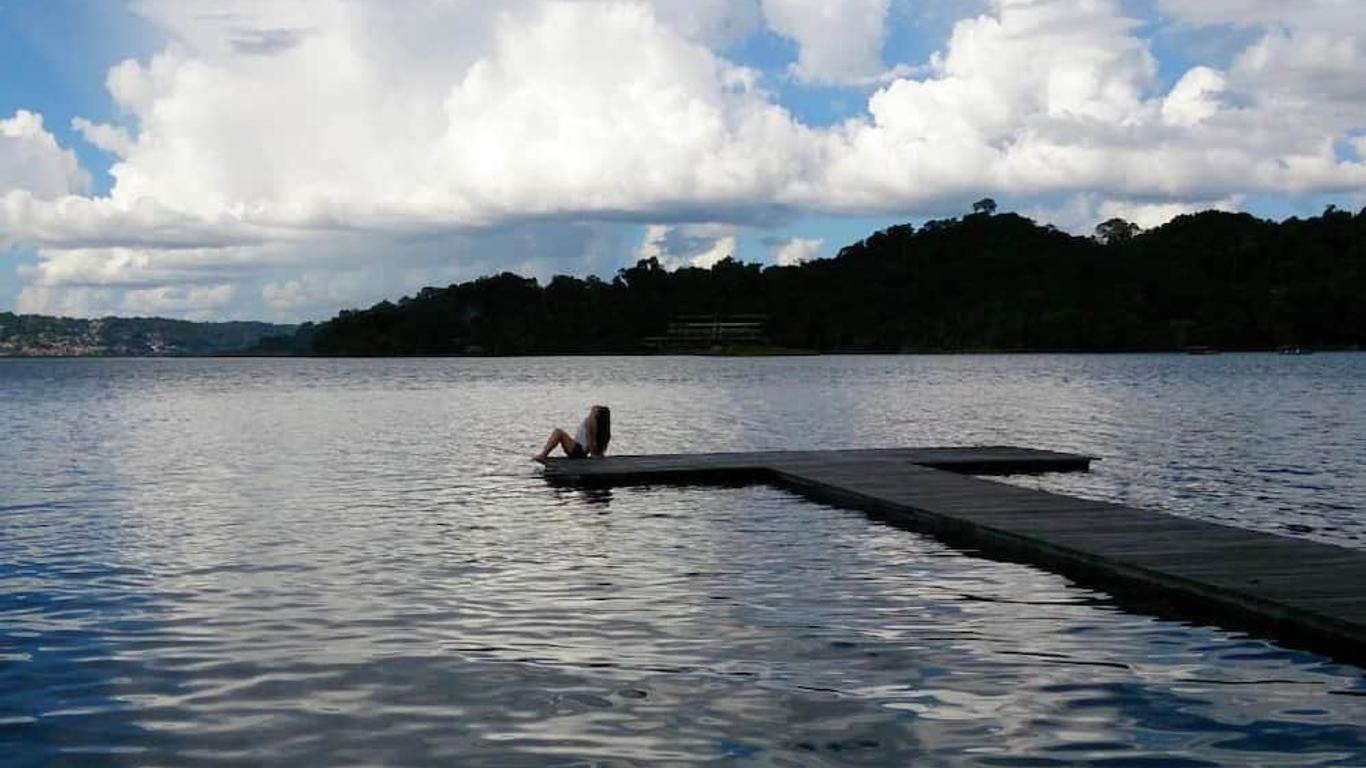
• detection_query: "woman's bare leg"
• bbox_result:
[534,428,574,460]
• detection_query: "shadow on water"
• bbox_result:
[549,485,615,508]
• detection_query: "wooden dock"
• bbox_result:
[541,447,1366,665]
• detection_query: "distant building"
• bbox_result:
[644,314,768,352]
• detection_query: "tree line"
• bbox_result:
[291,205,1366,355]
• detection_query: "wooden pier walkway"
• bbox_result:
[541,447,1366,665]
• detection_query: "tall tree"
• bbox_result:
[972,197,998,216]
[1095,217,1140,245]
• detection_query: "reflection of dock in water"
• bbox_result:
[542,446,1366,665]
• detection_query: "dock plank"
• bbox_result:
[540,446,1366,664]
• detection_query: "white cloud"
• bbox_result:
[261,279,310,312]
[1024,193,1243,234]
[1155,0,1366,31]
[810,0,1366,208]
[1159,0,1366,127]
[11,212,629,320]
[18,246,264,288]
[635,223,737,269]
[1231,30,1366,110]
[0,189,280,249]
[0,111,91,200]
[807,0,1159,206]
[1161,66,1225,126]
[434,2,811,220]
[770,236,823,265]
[71,118,135,158]
[16,287,111,318]
[9,0,810,240]
[689,237,737,269]
[120,283,236,317]
[650,0,762,47]
[760,0,891,84]
[2,0,809,316]
[1097,197,1241,230]
[17,281,234,321]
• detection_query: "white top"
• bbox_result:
[574,416,591,451]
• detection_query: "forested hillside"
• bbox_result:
[308,207,1366,355]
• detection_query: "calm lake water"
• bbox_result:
[2,354,1364,766]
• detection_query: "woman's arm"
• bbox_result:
[585,417,598,457]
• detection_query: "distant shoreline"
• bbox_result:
[7,208,1364,358]
[2,347,1360,360]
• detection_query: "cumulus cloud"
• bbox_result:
[809,0,1366,209]
[15,281,232,319]
[1155,0,1366,30]
[1159,0,1366,125]
[0,111,91,200]
[760,0,891,84]
[651,0,762,47]
[635,223,738,269]
[0,190,281,249]
[2,0,806,316]
[1025,193,1243,234]
[13,217,626,320]
[435,2,811,221]
[768,236,823,266]
[71,118,135,158]
[1231,30,1366,110]
[1161,66,1225,126]
[261,279,312,312]
[18,246,264,288]
[2,0,1365,319]
[15,287,110,318]
[120,283,236,316]
[14,0,810,239]
[812,0,1160,207]
[1096,197,1242,230]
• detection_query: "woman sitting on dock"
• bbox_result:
[534,405,611,461]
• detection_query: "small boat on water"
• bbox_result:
[1184,346,1219,355]
[1278,346,1313,355]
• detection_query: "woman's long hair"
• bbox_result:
[594,406,611,455]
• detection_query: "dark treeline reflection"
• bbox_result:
[297,206,1366,355]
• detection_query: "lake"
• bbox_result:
[2,354,1364,766]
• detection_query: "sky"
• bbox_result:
[1,0,1364,322]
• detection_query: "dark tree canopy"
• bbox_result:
[306,207,1366,355]
[1095,217,1141,245]
[972,198,998,216]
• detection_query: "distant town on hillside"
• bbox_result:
[0,313,295,357]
